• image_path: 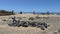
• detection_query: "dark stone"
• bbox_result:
[40,25,45,30]
[41,22,48,28]
[40,27,45,30]
[21,21,28,27]
[58,29,60,33]
[29,22,36,27]
[36,22,42,27]
[3,19,6,21]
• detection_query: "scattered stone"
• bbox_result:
[8,17,50,30]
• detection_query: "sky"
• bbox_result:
[0,0,60,13]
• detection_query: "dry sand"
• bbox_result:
[0,14,60,34]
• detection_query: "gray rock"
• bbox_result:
[58,29,60,33]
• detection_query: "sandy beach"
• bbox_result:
[0,14,60,34]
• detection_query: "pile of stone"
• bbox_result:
[8,17,50,30]
[8,21,50,30]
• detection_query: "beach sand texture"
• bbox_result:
[0,14,60,34]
